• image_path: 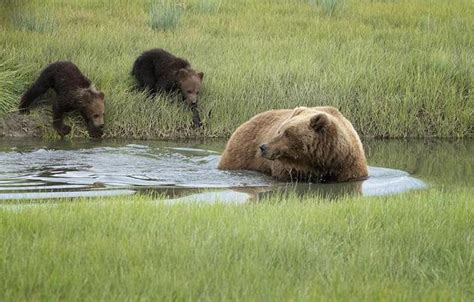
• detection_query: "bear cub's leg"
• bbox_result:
[52,106,71,137]
[19,67,55,114]
[132,48,205,128]
[19,61,106,138]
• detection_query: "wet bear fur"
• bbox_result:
[218,106,368,183]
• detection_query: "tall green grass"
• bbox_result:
[149,1,183,31]
[0,0,472,138]
[1,188,473,300]
[194,0,222,14]
[10,10,56,33]
[309,0,345,16]
[0,61,26,114]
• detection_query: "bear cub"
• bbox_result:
[132,48,204,128]
[19,61,105,138]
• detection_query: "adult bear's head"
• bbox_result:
[258,106,347,166]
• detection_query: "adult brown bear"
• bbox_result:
[218,106,368,183]
[19,61,105,138]
[132,48,204,128]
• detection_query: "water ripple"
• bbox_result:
[0,141,427,201]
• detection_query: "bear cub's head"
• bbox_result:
[259,107,338,163]
[78,86,105,138]
[175,68,204,107]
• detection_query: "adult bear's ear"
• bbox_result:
[175,68,189,81]
[290,106,307,118]
[197,72,204,81]
[310,113,329,132]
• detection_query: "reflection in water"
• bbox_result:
[0,138,468,202]
[162,167,426,204]
[364,139,473,187]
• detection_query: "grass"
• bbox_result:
[0,0,472,139]
[10,9,57,33]
[0,2,471,299]
[309,0,345,16]
[149,1,183,31]
[1,187,473,300]
[0,61,26,114]
[194,0,222,14]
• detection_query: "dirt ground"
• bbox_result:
[0,112,45,137]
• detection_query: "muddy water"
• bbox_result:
[0,138,471,203]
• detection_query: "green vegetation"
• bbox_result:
[10,9,57,33]
[309,0,345,16]
[1,188,473,300]
[1,1,472,299]
[194,0,222,14]
[0,0,472,138]
[149,1,183,32]
[0,61,25,114]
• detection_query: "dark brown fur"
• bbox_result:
[131,48,204,128]
[19,61,105,138]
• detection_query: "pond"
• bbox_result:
[0,138,472,203]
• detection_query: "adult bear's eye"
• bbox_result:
[93,114,99,119]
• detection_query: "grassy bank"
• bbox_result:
[1,188,473,300]
[0,0,472,138]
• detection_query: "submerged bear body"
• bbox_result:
[19,61,105,138]
[132,48,204,128]
[218,106,368,183]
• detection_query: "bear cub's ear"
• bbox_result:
[310,113,330,132]
[77,88,104,104]
[77,88,93,100]
[175,68,189,81]
[197,72,204,81]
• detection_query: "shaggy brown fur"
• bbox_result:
[19,61,105,138]
[218,106,368,183]
[131,48,204,128]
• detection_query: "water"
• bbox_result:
[0,138,472,203]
